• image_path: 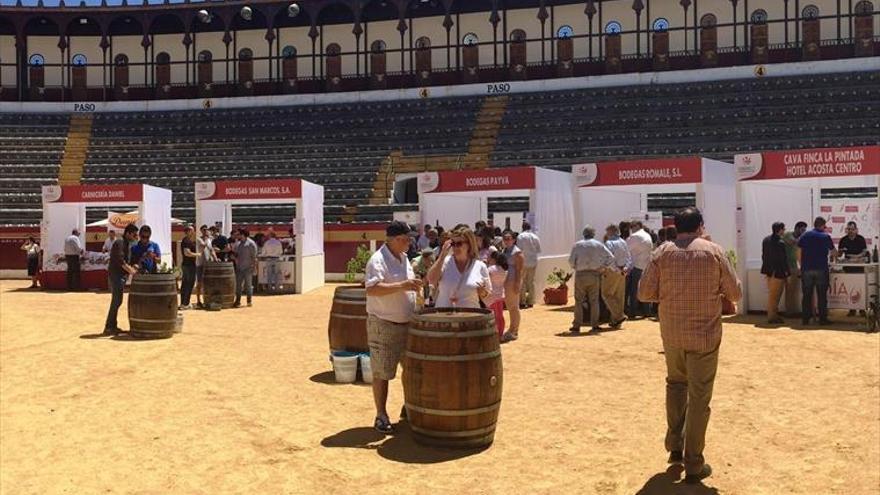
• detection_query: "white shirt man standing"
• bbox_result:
[102,230,117,254]
[64,229,84,291]
[515,221,542,308]
[365,221,422,434]
[625,220,654,318]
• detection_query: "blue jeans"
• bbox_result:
[801,269,829,321]
[626,268,645,317]
[104,274,126,331]
[235,267,254,303]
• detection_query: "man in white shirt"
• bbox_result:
[626,220,654,318]
[260,230,285,291]
[516,221,542,308]
[365,221,422,434]
[64,229,84,291]
[101,230,117,254]
[603,224,632,328]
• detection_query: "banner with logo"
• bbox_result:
[107,211,139,233]
[818,198,879,248]
[828,273,869,310]
[736,146,880,181]
[573,158,702,187]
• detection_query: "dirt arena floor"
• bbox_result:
[1,279,878,495]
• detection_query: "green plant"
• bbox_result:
[345,245,373,283]
[156,261,181,278]
[546,267,572,289]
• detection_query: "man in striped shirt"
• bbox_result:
[638,207,741,485]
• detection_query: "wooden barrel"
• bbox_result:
[128,273,178,339]
[328,286,368,352]
[403,308,502,449]
[203,261,236,309]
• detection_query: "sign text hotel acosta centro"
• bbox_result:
[736,146,880,180]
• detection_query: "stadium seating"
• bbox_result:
[0,71,878,226]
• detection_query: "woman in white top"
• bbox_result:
[427,226,491,309]
[501,230,525,342]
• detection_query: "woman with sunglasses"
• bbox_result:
[426,227,491,310]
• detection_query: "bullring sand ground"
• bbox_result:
[1,280,878,495]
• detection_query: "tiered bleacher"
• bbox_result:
[1,71,878,226]
[0,114,69,226]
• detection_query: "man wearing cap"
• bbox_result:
[365,221,423,433]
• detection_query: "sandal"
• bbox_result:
[500,331,518,343]
[374,416,394,434]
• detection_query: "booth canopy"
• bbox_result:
[418,166,576,258]
[572,157,738,251]
[41,183,173,267]
[194,178,325,294]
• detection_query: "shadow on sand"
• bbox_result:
[321,423,487,464]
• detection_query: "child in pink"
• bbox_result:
[485,251,509,338]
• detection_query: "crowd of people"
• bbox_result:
[566,219,685,333]
[761,218,873,325]
[386,219,543,344]
[364,208,743,484]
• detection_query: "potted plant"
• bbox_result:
[543,267,572,305]
[345,245,373,284]
[722,249,737,315]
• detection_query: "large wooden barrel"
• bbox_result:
[328,286,368,352]
[128,273,178,339]
[403,308,502,449]
[203,261,236,308]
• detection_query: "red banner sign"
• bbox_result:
[736,146,880,181]
[575,157,702,187]
[419,167,536,193]
[43,184,143,203]
[196,179,302,200]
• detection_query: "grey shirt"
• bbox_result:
[234,237,258,270]
[569,239,615,272]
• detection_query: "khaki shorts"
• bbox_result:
[366,315,409,381]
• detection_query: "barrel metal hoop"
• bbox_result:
[407,328,496,338]
[330,313,368,320]
[405,350,501,361]
[129,317,178,323]
[129,291,179,296]
[403,401,501,417]
[409,423,497,438]
[334,299,367,305]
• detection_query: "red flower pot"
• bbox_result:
[543,285,569,305]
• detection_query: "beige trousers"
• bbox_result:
[601,269,626,323]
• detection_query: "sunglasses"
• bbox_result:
[451,240,466,247]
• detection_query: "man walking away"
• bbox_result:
[638,207,742,485]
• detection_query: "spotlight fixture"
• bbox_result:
[197,9,212,24]
[287,3,300,18]
[240,6,253,21]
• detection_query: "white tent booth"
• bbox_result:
[417,166,576,295]
[735,145,880,314]
[572,156,738,252]
[194,178,325,294]
[40,183,173,290]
